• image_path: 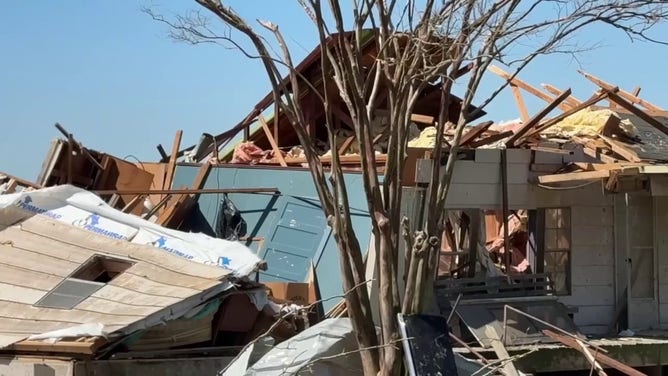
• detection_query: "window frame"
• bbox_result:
[538,207,572,296]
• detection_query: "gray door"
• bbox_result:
[260,199,330,282]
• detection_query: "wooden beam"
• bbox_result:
[598,135,642,163]
[573,162,644,171]
[487,65,572,111]
[541,83,582,107]
[606,91,668,136]
[526,90,610,138]
[505,88,572,147]
[468,130,513,148]
[10,338,106,355]
[579,70,663,112]
[163,130,183,192]
[259,115,287,167]
[538,169,612,184]
[156,144,168,161]
[542,330,645,376]
[460,121,494,146]
[332,106,354,128]
[338,135,356,155]
[410,113,435,125]
[538,166,641,184]
[510,84,530,122]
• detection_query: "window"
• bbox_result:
[543,208,571,295]
[34,255,133,309]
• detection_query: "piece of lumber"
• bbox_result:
[55,123,105,171]
[542,330,645,376]
[579,70,663,112]
[574,162,644,171]
[538,167,640,184]
[258,116,287,167]
[510,84,530,122]
[484,326,520,376]
[332,106,354,128]
[460,121,494,146]
[468,130,513,148]
[598,135,642,163]
[576,338,609,376]
[538,169,610,184]
[163,130,183,192]
[487,65,571,111]
[505,88,572,147]
[410,113,435,124]
[10,337,106,355]
[94,187,279,195]
[3,179,18,194]
[338,135,356,155]
[606,91,668,136]
[156,144,168,161]
[530,146,573,155]
[121,194,144,213]
[541,83,582,107]
[525,90,610,138]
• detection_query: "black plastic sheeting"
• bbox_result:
[404,314,458,376]
[215,194,247,241]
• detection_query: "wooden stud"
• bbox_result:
[156,144,168,161]
[598,135,642,163]
[163,130,183,193]
[541,83,582,108]
[460,120,494,146]
[259,116,287,167]
[487,65,571,111]
[579,70,663,112]
[338,135,356,155]
[410,113,435,125]
[468,130,513,148]
[505,89,572,147]
[510,84,530,122]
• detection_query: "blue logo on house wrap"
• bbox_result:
[15,196,62,219]
[150,236,195,260]
[218,256,232,267]
[72,214,129,240]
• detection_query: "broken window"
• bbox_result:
[543,208,571,295]
[34,255,133,309]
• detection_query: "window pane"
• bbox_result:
[557,229,570,249]
[545,209,559,228]
[545,229,558,250]
[545,251,570,295]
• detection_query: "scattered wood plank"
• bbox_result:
[579,70,663,112]
[606,91,668,136]
[10,337,107,355]
[538,167,640,184]
[163,130,183,193]
[468,130,513,148]
[510,84,530,122]
[573,162,644,171]
[541,83,582,107]
[505,88,572,147]
[542,330,645,376]
[259,116,287,167]
[598,135,642,163]
[338,135,356,155]
[410,113,435,125]
[531,146,573,155]
[487,65,572,111]
[460,121,494,146]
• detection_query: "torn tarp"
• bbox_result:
[239,318,363,376]
[0,185,262,276]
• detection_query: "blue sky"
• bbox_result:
[1,1,667,180]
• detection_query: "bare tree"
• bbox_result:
[147,1,667,374]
